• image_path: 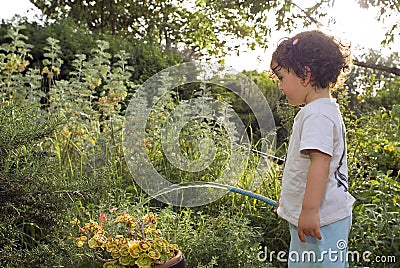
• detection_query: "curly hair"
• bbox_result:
[271,30,352,89]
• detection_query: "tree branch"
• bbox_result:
[291,2,323,27]
[353,59,400,76]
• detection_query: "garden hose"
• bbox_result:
[139,182,278,208]
[204,182,277,207]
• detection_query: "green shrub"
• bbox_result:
[346,103,400,266]
[0,103,66,267]
[350,171,399,267]
[346,104,400,179]
[157,207,267,267]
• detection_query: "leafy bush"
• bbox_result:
[0,18,186,83]
[345,103,400,266]
[346,104,400,178]
[0,103,65,267]
[350,171,399,266]
[157,207,268,267]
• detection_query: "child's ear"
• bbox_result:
[301,66,312,86]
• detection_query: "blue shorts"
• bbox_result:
[288,215,352,268]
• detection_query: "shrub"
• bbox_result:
[157,207,267,267]
[0,103,65,267]
[350,171,400,266]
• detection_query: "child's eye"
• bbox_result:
[277,76,283,81]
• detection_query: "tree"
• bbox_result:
[30,0,330,59]
[28,0,400,76]
[356,0,400,44]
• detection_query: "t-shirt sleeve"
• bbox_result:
[299,114,334,156]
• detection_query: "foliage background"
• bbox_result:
[0,1,399,267]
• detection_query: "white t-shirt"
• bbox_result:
[277,98,355,227]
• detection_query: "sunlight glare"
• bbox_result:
[0,0,40,21]
[327,0,388,50]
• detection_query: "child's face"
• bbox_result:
[272,62,308,106]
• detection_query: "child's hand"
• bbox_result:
[273,195,280,213]
[297,208,322,243]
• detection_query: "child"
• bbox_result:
[271,30,355,267]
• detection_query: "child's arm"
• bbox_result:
[298,149,331,243]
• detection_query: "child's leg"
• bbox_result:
[288,215,352,268]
